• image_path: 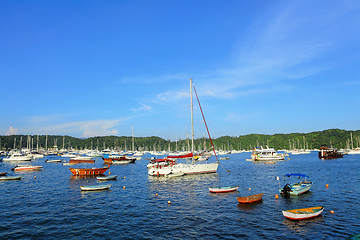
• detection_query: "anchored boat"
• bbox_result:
[282,206,324,220]
[279,173,313,196]
[69,166,109,176]
[209,186,239,193]
[236,193,264,204]
[80,184,111,191]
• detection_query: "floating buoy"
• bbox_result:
[326,184,329,188]
[109,171,111,175]
[275,194,279,199]
[155,193,158,197]
[123,186,126,189]
[34,176,36,179]
[124,176,126,179]
[330,210,334,214]
[248,188,251,191]
[167,201,171,204]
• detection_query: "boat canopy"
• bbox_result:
[284,173,309,178]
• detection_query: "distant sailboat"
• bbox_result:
[148,78,219,176]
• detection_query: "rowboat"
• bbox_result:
[0,176,22,181]
[69,166,109,176]
[209,186,239,193]
[12,165,43,171]
[282,206,324,220]
[80,184,111,191]
[0,172,7,176]
[279,173,313,196]
[97,175,118,181]
[236,193,264,203]
[69,159,95,164]
[112,160,133,164]
[45,159,63,163]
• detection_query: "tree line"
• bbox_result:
[0,128,359,151]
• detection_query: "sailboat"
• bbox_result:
[148,78,219,176]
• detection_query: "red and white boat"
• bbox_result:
[209,186,239,193]
[69,166,109,176]
[282,206,324,220]
[12,165,43,171]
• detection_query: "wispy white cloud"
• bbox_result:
[131,103,152,112]
[6,126,18,135]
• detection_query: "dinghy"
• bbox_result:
[209,186,239,193]
[12,165,43,171]
[282,206,324,220]
[97,175,118,181]
[0,176,22,181]
[80,184,111,191]
[236,193,263,203]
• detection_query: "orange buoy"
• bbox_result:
[123,186,126,189]
[167,201,171,204]
[124,176,126,179]
[330,210,334,214]
[155,193,158,197]
[249,188,251,191]
[109,171,111,175]
[326,184,329,188]
[275,194,279,199]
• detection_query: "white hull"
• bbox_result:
[3,156,32,161]
[148,162,219,176]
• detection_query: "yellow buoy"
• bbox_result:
[123,186,126,189]
[124,176,126,179]
[34,176,36,179]
[248,188,251,191]
[330,210,334,214]
[275,194,279,199]
[326,184,329,188]
[167,201,171,204]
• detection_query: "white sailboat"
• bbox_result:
[148,78,219,176]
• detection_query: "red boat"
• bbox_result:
[69,159,95,164]
[69,166,109,176]
[167,152,193,159]
[102,155,136,164]
[236,193,263,204]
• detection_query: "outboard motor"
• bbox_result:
[281,184,292,197]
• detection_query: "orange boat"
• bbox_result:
[69,166,109,176]
[236,193,263,204]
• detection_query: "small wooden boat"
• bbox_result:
[69,159,95,164]
[45,159,63,163]
[0,176,22,181]
[97,175,118,181]
[80,184,111,191]
[236,193,264,203]
[12,165,43,171]
[69,166,109,176]
[0,172,7,176]
[282,206,324,220]
[209,186,239,193]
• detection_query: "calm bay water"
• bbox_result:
[0,152,359,239]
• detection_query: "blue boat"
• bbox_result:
[279,173,313,196]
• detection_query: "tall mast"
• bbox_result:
[190,78,194,155]
[132,125,134,152]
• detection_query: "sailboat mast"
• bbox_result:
[190,78,194,155]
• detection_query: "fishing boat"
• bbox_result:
[282,206,324,220]
[209,186,239,193]
[0,176,22,181]
[2,153,32,161]
[279,173,313,196]
[251,146,287,161]
[97,175,118,181]
[12,165,43,171]
[80,184,111,191]
[148,79,219,176]
[318,146,344,159]
[236,193,264,203]
[69,166,109,176]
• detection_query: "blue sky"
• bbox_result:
[1,0,360,140]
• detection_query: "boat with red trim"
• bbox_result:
[282,206,324,220]
[69,166,109,176]
[209,186,239,193]
[12,165,43,171]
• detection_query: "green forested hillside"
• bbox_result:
[0,129,359,151]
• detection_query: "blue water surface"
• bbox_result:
[0,152,359,239]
